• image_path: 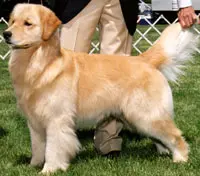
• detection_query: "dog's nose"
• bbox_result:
[3,31,12,40]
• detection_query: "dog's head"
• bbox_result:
[3,3,61,49]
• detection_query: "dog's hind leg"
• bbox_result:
[41,116,81,174]
[121,70,189,162]
[151,119,189,162]
[124,110,189,162]
[122,85,188,162]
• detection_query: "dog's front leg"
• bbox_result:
[41,116,81,174]
[28,122,46,167]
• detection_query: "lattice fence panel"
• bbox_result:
[133,13,200,54]
[0,17,10,60]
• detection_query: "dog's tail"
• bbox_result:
[140,23,199,83]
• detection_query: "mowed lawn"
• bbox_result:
[0,23,200,176]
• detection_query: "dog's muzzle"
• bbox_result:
[3,31,35,49]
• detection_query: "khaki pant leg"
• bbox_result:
[60,0,105,52]
[99,0,133,56]
[94,118,123,155]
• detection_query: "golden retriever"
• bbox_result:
[3,3,199,174]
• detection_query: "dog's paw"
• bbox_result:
[173,152,188,163]
[40,163,69,175]
[39,170,51,176]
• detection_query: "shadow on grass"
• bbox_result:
[15,154,31,165]
[14,129,168,166]
[74,129,163,162]
[183,135,196,144]
[14,154,42,172]
[0,126,8,138]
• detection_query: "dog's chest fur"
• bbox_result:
[9,49,76,126]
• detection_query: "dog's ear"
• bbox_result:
[40,7,61,41]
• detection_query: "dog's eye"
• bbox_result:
[24,21,32,26]
[9,20,15,26]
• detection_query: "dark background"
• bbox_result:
[0,0,50,20]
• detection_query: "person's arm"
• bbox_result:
[177,0,198,28]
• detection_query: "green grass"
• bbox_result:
[0,23,200,176]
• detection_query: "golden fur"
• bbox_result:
[4,3,198,174]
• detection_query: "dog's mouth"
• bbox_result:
[5,40,33,49]
[5,38,41,49]
[11,43,32,49]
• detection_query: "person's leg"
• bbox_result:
[94,0,134,155]
[99,0,133,55]
[94,117,123,155]
[60,0,105,52]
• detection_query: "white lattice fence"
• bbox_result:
[133,13,200,54]
[0,17,10,60]
[0,14,200,60]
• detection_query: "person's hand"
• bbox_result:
[178,6,197,28]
